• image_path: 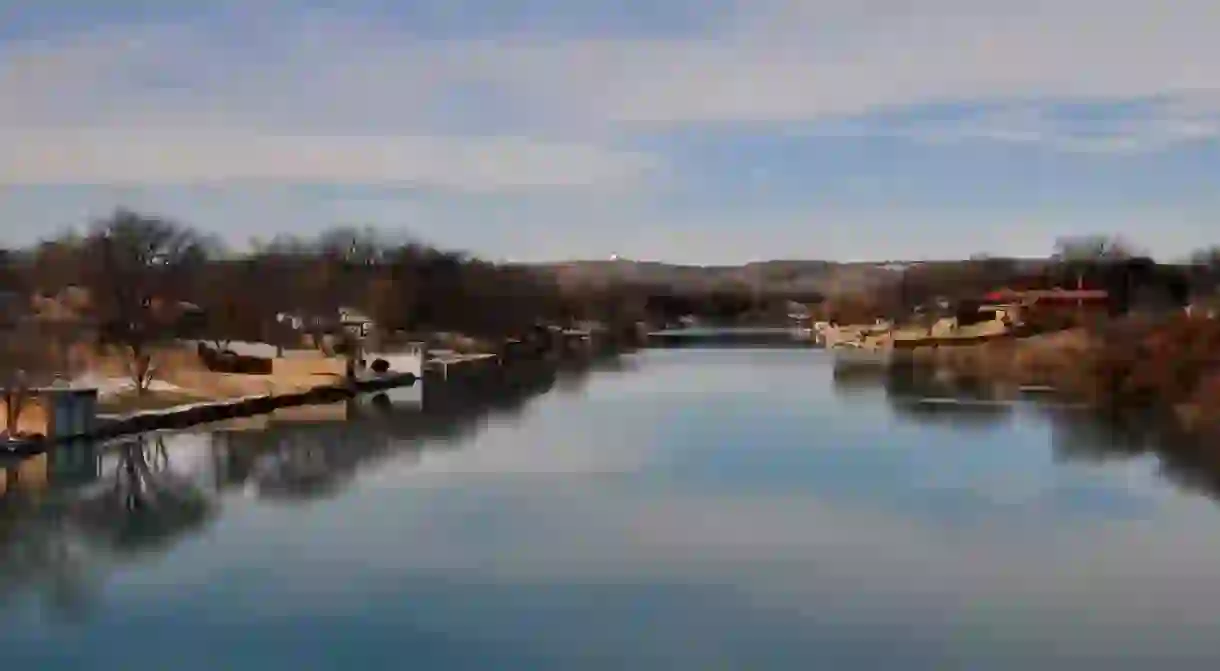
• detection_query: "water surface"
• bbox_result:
[3,349,1220,669]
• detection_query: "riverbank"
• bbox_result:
[2,371,420,456]
[3,327,635,454]
[904,315,1220,439]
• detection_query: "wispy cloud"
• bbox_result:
[6,1,1220,151]
[2,0,1220,259]
[0,130,662,192]
[809,99,1220,154]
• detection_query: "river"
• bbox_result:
[3,348,1220,669]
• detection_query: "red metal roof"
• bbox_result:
[983,288,1109,303]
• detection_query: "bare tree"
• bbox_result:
[1191,246,1220,268]
[0,322,56,437]
[1,367,31,438]
[80,209,210,395]
[196,259,269,350]
[1053,235,1137,262]
[0,257,56,435]
[26,234,85,295]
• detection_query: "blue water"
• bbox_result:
[3,349,1220,669]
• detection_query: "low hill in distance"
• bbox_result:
[535,259,895,296]
[533,257,1053,297]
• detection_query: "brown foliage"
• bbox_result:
[80,209,211,393]
[824,293,890,325]
[1080,315,1220,411]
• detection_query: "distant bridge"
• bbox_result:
[646,327,817,348]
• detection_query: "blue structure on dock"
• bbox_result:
[40,385,100,441]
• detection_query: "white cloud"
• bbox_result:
[2,0,1220,257]
[6,1,1220,146]
[593,0,1220,125]
[863,102,1220,155]
[0,16,663,191]
[0,129,661,192]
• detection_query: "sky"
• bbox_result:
[1,0,1219,263]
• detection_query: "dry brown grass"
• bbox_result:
[0,397,49,436]
[926,315,1220,440]
[912,328,1096,388]
[1079,314,1220,412]
[96,388,212,414]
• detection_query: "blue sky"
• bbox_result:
[2,0,1219,263]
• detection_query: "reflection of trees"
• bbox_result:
[880,366,1014,428]
[1047,408,1220,502]
[0,500,98,621]
[0,356,628,622]
[884,366,1006,401]
[0,443,107,620]
[1045,409,1155,463]
[214,361,566,503]
[553,355,640,392]
[649,330,812,349]
[887,397,1014,427]
[830,366,890,398]
[68,435,215,558]
[215,420,364,503]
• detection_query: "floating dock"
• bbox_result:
[3,372,418,458]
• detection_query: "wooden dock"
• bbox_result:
[424,351,499,382]
[2,372,419,458]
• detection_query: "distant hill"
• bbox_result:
[534,259,904,297]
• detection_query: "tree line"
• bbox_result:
[823,235,1216,325]
[0,209,824,404]
[4,216,1215,400]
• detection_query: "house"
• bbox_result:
[981,288,1112,325]
[338,306,374,339]
[985,287,1109,306]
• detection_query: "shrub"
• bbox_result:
[1081,315,1220,411]
[196,343,272,374]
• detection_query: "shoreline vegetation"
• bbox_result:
[907,317,1220,439]
[3,211,1219,446]
[820,236,1220,442]
[2,208,823,442]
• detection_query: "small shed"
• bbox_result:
[3,385,99,441]
[42,386,99,440]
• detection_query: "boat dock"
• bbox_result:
[3,372,419,458]
[424,351,499,382]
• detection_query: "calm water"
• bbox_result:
[4,349,1220,669]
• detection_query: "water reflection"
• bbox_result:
[0,435,218,622]
[0,479,97,621]
[832,363,1220,506]
[10,348,1220,669]
[832,365,1016,428]
[1045,408,1220,504]
[216,361,563,503]
[0,360,583,621]
[71,436,216,557]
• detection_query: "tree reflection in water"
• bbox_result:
[1047,408,1220,503]
[214,359,566,504]
[0,497,98,622]
[69,435,215,558]
[831,364,1017,429]
[830,365,890,399]
[0,357,618,620]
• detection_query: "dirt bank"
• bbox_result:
[915,317,1220,440]
[907,328,1097,389]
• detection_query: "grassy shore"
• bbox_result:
[910,315,1220,438]
[96,389,215,415]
